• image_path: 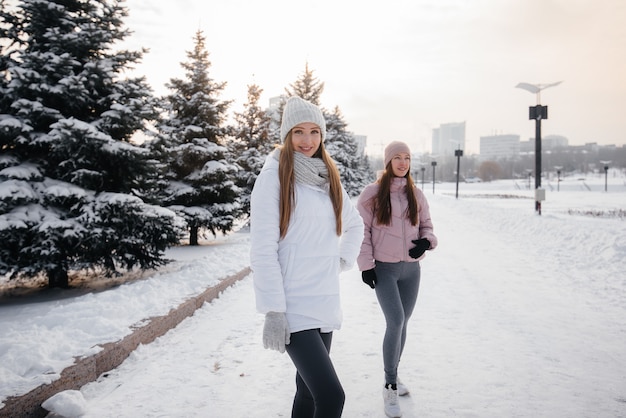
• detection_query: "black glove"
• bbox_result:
[361,269,377,289]
[408,238,430,259]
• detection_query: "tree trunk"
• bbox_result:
[189,225,199,246]
[48,267,69,288]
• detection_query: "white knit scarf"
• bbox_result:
[272,149,329,188]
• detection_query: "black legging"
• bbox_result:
[285,329,345,418]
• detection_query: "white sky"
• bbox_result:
[2,175,625,416]
[119,0,626,155]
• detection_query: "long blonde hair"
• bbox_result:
[278,133,343,238]
[373,163,419,226]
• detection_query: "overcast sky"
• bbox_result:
[120,0,626,155]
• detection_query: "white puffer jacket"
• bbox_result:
[250,154,364,333]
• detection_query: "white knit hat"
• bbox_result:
[280,96,326,143]
[384,141,411,167]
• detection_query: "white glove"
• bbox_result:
[263,311,290,353]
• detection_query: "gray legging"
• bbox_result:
[285,329,345,418]
[374,260,421,385]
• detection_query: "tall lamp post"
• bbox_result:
[454,148,463,199]
[554,166,562,192]
[516,81,562,215]
[420,166,425,190]
[600,160,611,192]
[431,161,437,194]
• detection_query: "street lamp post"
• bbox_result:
[516,81,562,215]
[530,104,546,213]
[600,160,611,192]
[454,148,463,199]
[554,166,562,192]
[431,161,437,194]
[420,167,425,190]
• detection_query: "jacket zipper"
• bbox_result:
[399,192,406,259]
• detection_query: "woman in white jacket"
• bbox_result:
[250,96,364,418]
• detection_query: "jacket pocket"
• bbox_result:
[279,243,298,288]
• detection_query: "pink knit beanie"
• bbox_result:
[384,141,411,167]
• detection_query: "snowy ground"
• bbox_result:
[1,173,625,418]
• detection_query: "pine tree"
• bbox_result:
[0,0,183,287]
[230,84,274,217]
[324,106,374,196]
[283,64,373,195]
[284,62,324,105]
[148,30,241,245]
[272,62,325,144]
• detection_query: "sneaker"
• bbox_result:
[382,385,402,417]
[397,378,409,396]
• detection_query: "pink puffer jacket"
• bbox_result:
[356,177,437,271]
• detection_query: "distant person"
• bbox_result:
[356,141,438,418]
[250,96,364,418]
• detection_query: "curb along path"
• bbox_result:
[0,267,251,418]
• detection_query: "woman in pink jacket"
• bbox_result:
[356,141,437,418]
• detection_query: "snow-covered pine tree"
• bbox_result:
[0,0,184,288]
[284,62,324,106]
[148,30,241,245]
[324,106,374,196]
[229,84,275,217]
[265,63,324,145]
[284,63,374,195]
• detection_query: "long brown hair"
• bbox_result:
[373,163,419,226]
[278,133,343,238]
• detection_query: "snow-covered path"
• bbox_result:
[411,196,626,418]
[76,188,626,418]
